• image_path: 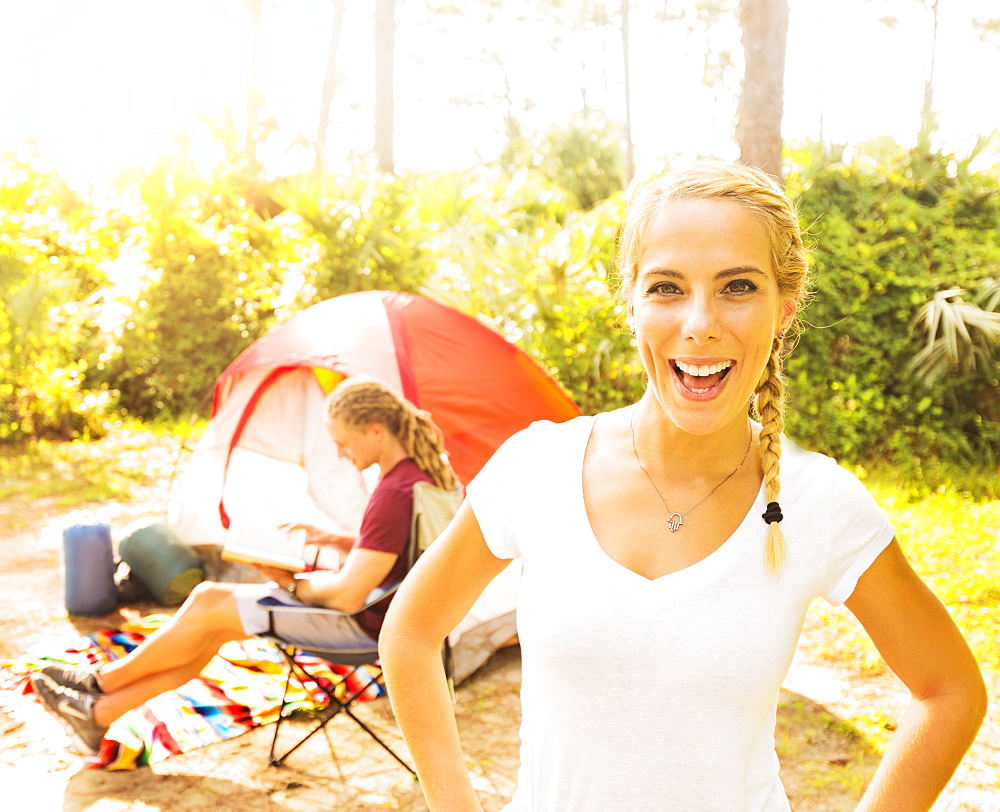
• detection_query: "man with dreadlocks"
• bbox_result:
[31,376,459,756]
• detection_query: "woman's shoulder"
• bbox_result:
[477,414,596,479]
[781,435,835,474]
[780,436,878,505]
[504,413,597,447]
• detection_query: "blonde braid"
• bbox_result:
[327,376,459,490]
[753,338,787,574]
[618,162,810,574]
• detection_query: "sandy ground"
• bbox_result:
[0,432,996,811]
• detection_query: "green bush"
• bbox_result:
[418,168,642,414]
[784,145,1000,469]
[93,149,289,419]
[501,114,628,211]
[0,155,115,441]
[275,166,436,305]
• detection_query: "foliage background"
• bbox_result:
[785,143,1000,475]
[2,133,997,487]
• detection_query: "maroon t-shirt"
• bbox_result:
[353,458,433,639]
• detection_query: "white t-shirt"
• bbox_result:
[466,415,894,812]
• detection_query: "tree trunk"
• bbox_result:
[621,0,635,184]
[374,0,395,174]
[316,0,347,175]
[244,0,264,174]
[916,0,940,158]
[735,0,788,181]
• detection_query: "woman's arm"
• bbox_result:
[380,501,511,811]
[845,538,987,811]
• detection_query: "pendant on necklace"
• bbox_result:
[667,512,684,532]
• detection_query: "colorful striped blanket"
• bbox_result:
[1,615,385,770]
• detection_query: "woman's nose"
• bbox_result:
[681,294,721,343]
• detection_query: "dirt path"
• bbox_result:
[0,431,995,811]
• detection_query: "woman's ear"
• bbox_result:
[780,294,798,334]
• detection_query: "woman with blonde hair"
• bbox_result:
[380,163,986,810]
[32,376,457,756]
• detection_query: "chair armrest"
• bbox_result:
[256,583,401,651]
[257,594,346,616]
[358,581,402,609]
[256,581,403,618]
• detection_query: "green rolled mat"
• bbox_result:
[118,519,204,605]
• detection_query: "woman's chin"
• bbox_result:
[649,376,753,435]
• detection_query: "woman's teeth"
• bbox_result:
[672,359,734,394]
[674,360,733,377]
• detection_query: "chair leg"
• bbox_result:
[444,638,457,704]
[342,703,416,778]
[268,655,298,766]
[269,647,350,766]
[268,645,416,779]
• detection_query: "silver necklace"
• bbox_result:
[629,408,753,532]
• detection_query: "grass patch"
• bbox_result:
[0,419,203,508]
[776,692,881,805]
[783,463,997,803]
[805,463,1000,748]
[860,460,999,502]
[867,471,1000,674]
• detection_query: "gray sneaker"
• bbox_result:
[31,673,108,755]
[39,663,104,695]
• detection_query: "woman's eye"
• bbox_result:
[726,278,758,295]
[646,281,680,296]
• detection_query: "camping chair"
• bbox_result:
[256,481,463,774]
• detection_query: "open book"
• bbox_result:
[217,465,359,573]
[221,526,311,572]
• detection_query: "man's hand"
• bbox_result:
[279,522,355,550]
[252,564,295,590]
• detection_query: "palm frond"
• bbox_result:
[908,286,1000,386]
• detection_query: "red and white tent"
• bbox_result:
[169,290,581,680]
[214,288,580,492]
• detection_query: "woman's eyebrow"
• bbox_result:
[640,265,768,280]
[716,266,768,279]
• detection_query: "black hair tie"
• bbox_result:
[762,501,783,524]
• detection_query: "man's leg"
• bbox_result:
[93,630,237,726]
[92,582,259,725]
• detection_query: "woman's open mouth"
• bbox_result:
[672,359,734,395]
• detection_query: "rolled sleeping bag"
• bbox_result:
[62,510,117,616]
[118,519,204,605]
